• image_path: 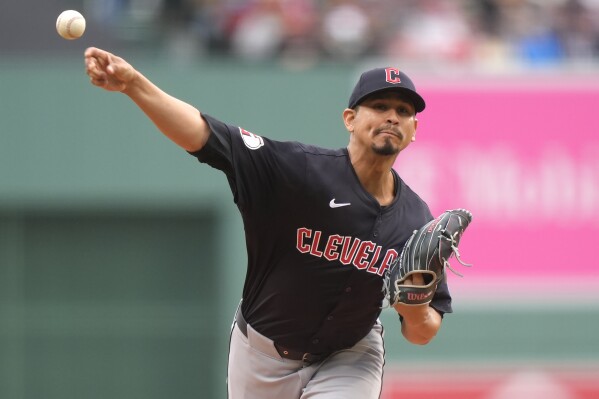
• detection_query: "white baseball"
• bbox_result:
[56,10,86,40]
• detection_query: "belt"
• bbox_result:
[235,307,329,364]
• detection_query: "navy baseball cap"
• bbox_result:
[348,67,426,113]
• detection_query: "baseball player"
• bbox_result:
[84,47,452,399]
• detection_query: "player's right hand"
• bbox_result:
[84,47,137,92]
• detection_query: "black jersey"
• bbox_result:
[191,114,452,354]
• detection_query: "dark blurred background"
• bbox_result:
[1,1,599,398]
[4,0,599,67]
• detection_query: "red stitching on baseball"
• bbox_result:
[66,17,76,39]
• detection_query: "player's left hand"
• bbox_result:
[400,272,424,286]
[393,273,429,318]
[385,209,473,307]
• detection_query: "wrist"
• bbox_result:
[121,69,142,96]
[394,302,431,325]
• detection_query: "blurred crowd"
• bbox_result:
[86,0,599,68]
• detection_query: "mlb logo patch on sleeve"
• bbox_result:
[239,128,264,150]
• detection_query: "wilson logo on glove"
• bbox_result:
[407,292,434,301]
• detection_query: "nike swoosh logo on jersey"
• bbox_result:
[329,199,351,208]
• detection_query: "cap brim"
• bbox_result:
[352,87,426,113]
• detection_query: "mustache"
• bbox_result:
[374,125,403,139]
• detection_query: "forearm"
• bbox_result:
[123,72,210,152]
[396,304,442,345]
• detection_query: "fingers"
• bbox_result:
[84,47,134,92]
[84,47,109,68]
[84,47,110,63]
[86,57,104,77]
[84,47,123,89]
[84,47,102,58]
[85,48,109,81]
[411,273,425,285]
[89,76,108,88]
[86,64,107,88]
[401,272,425,286]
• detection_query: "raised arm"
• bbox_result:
[84,47,210,152]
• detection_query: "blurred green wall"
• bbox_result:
[1,58,597,398]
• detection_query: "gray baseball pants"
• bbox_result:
[227,308,385,398]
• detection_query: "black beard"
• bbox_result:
[372,137,399,156]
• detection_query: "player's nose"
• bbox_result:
[385,110,400,124]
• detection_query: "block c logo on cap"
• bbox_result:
[385,68,402,84]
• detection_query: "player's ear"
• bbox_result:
[411,117,418,142]
[343,108,356,132]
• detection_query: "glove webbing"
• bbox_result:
[439,229,472,277]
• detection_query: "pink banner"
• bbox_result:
[394,79,599,303]
[382,366,599,399]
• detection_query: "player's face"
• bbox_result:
[345,93,418,156]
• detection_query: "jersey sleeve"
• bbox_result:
[190,114,236,175]
[422,206,453,316]
[430,275,452,315]
[187,113,305,212]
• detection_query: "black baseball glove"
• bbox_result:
[385,209,473,307]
